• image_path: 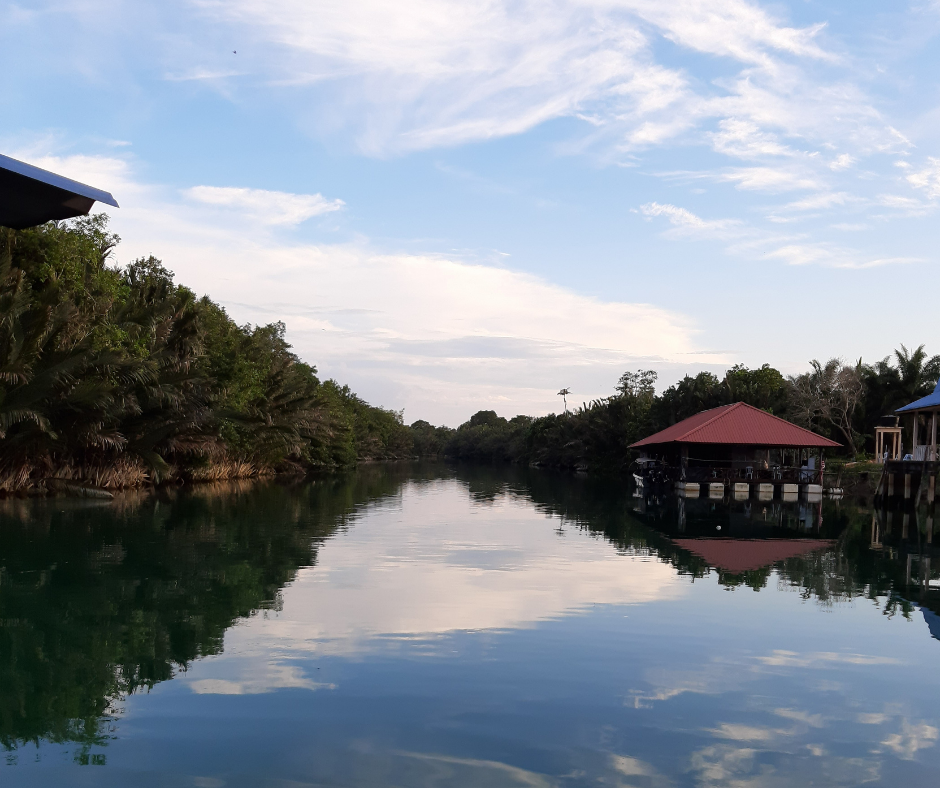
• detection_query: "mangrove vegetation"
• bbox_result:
[1,216,936,489]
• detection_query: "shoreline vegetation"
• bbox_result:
[1,217,937,495]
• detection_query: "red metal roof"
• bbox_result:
[672,538,835,573]
[631,402,841,449]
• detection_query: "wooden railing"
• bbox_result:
[676,465,822,484]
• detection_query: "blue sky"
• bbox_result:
[2,0,939,424]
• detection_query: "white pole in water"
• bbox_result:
[931,411,937,462]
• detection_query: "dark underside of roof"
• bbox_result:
[0,167,100,230]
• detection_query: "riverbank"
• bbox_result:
[0,219,413,493]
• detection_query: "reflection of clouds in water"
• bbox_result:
[756,650,901,667]
[187,662,335,695]
[774,708,825,728]
[628,664,729,708]
[633,655,937,785]
[690,745,758,788]
[630,648,904,710]
[223,481,685,656]
[610,754,673,788]
[690,743,882,788]
[708,723,786,742]
[395,752,555,787]
[880,720,939,760]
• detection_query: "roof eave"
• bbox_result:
[0,153,119,208]
[632,439,841,449]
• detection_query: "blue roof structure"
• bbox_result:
[897,379,940,413]
[0,153,119,230]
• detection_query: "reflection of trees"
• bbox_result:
[454,465,938,617]
[3,463,937,752]
[0,467,405,751]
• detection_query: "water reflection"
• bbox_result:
[2,463,940,786]
[0,468,404,753]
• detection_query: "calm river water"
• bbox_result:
[2,463,940,787]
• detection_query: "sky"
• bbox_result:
[2,0,939,426]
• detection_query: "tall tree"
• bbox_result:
[789,359,864,455]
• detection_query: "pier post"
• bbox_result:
[904,473,912,499]
[930,474,936,505]
[888,473,895,497]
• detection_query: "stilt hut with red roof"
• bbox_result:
[630,403,840,493]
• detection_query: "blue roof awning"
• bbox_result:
[0,153,119,230]
[897,379,940,413]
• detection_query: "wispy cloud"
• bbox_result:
[719,166,821,192]
[907,157,940,199]
[640,202,741,238]
[188,0,890,163]
[185,185,345,225]
[641,198,922,269]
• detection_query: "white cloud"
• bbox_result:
[829,153,855,171]
[625,0,832,64]
[185,0,891,161]
[185,185,344,225]
[907,157,940,199]
[640,201,741,237]
[709,118,793,159]
[639,198,919,271]
[719,166,820,192]
[19,151,709,424]
[783,191,852,211]
[761,242,917,269]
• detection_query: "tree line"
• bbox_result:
[0,217,412,492]
[2,216,936,489]
[416,348,939,471]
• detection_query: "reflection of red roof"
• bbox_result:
[673,538,834,573]
[630,402,841,449]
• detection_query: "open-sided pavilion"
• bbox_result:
[878,379,940,505]
[630,402,840,496]
[897,379,940,463]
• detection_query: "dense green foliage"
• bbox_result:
[429,352,938,470]
[2,216,936,486]
[0,218,411,490]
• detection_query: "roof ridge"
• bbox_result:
[679,401,745,441]
[684,401,828,441]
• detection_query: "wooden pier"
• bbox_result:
[875,460,938,505]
